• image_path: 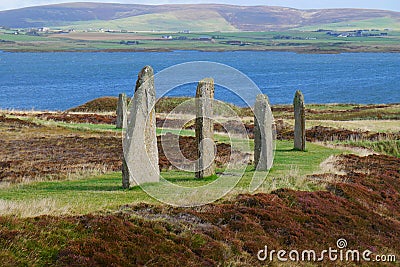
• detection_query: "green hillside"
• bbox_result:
[61,10,238,32]
[1,3,400,32]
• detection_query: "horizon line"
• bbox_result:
[1,1,399,12]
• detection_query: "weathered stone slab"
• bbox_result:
[195,78,216,179]
[293,90,306,151]
[122,66,159,188]
[254,94,274,170]
[121,158,130,189]
[116,93,127,129]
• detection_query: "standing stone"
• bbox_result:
[122,66,159,188]
[195,78,216,179]
[293,90,306,151]
[254,94,274,171]
[122,158,130,189]
[116,93,127,129]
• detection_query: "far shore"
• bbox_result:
[2,47,400,54]
[2,29,400,54]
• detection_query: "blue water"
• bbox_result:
[0,51,399,110]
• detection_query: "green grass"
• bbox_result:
[12,116,122,132]
[342,140,400,158]
[24,117,195,135]
[306,104,359,111]
[0,32,47,42]
[157,128,195,137]
[61,10,238,32]
[235,140,344,191]
[0,140,343,216]
[55,121,120,132]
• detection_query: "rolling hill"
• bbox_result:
[0,2,400,31]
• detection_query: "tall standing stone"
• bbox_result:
[195,78,216,179]
[122,66,159,188]
[116,93,127,129]
[122,158,130,189]
[254,94,274,171]
[293,90,306,151]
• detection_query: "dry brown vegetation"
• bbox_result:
[0,153,398,266]
[1,98,399,185]
[158,133,249,171]
[0,115,121,183]
[0,115,237,184]
[273,103,400,120]
[67,96,119,112]
[0,97,399,265]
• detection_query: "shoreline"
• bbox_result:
[2,47,400,54]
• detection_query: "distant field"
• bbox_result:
[1,30,400,53]
[50,32,164,41]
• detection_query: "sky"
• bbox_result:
[0,0,399,12]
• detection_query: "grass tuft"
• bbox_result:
[0,198,70,217]
[344,140,400,158]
